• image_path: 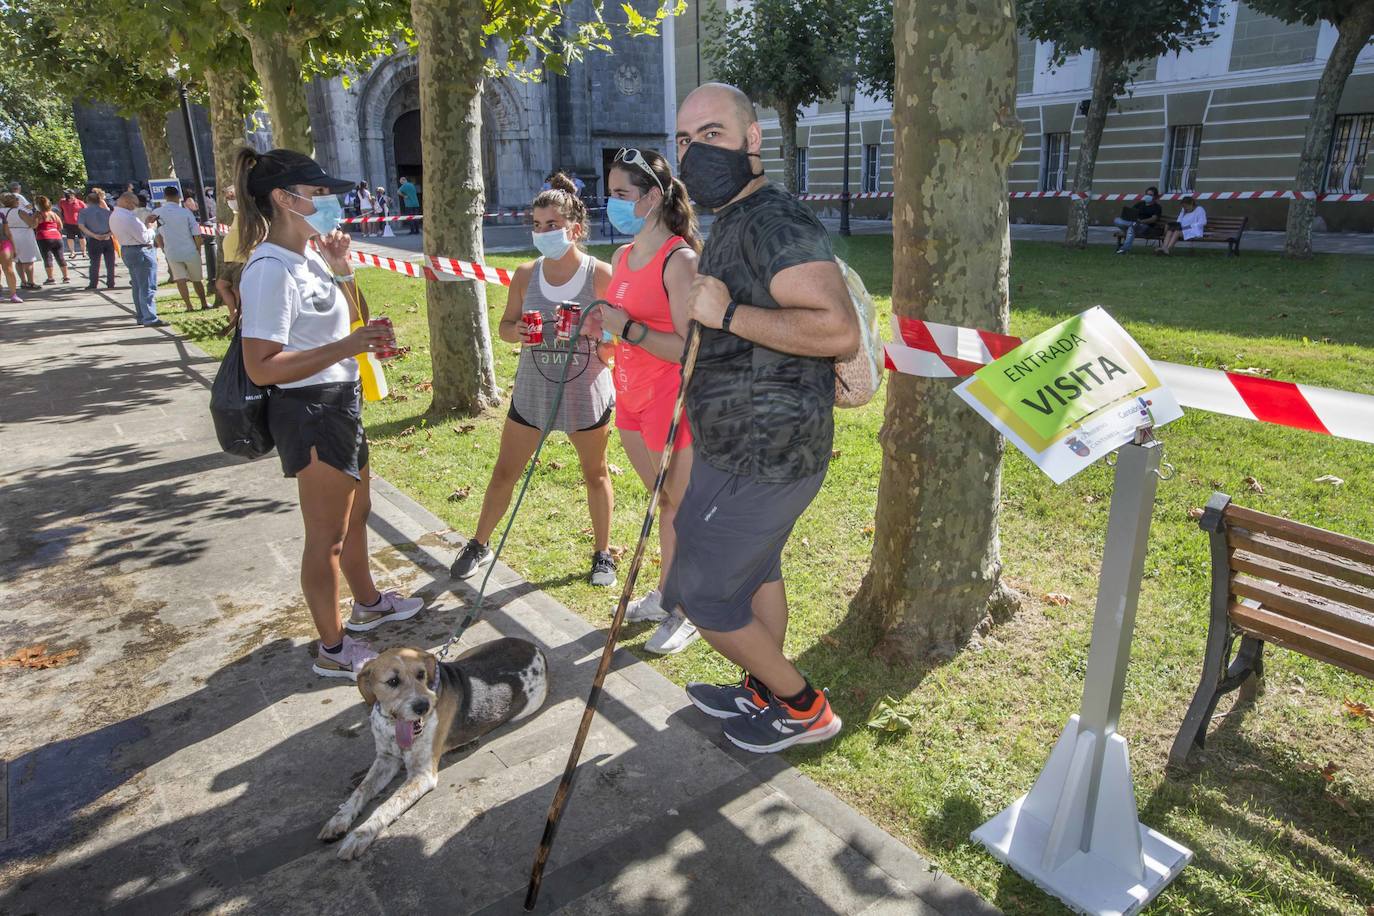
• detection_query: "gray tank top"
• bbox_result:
[511,255,614,432]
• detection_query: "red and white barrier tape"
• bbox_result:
[198,224,231,236]
[798,190,1371,203]
[884,317,1374,443]
[427,255,514,286]
[340,214,424,225]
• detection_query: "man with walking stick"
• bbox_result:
[665,82,859,753]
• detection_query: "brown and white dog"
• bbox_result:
[319,638,549,859]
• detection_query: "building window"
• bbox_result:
[1041,133,1069,191]
[1325,114,1373,193]
[796,147,808,193]
[1166,125,1203,192]
[863,144,880,193]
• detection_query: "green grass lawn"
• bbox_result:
[164,240,1374,915]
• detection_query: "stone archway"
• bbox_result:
[357,54,420,195]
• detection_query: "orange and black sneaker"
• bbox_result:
[685,674,771,719]
[722,688,842,753]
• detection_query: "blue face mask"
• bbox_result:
[532,227,572,259]
[607,196,652,235]
[288,190,343,235]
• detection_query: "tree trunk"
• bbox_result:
[777,103,799,193]
[243,28,312,154]
[139,108,175,178]
[853,0,1024,665]
[205,65,250,268]
[1283,4,1374,260]
[412,0,499,413]
[1064,51,1119,248]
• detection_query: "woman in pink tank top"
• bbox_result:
[599,147,703,653]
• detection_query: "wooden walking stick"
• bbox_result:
[524,323,703,911]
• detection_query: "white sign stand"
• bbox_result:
[972,432,1192,915]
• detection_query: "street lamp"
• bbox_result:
[167,64,217,282]
[839,72,855,237]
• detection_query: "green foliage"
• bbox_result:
[488,0,684,81]
[1019,0,1219,88]
[1248,0,1374,27]
[850,0,894,101]
[703,0,853,121]
[0,61,86,193]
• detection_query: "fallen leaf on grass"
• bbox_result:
[1044,593,1072,607]
[452,424,476,435]
[1083,494,1101,504]
[547,460,565,470]
[866,696,913,734]
[416,448,430,457]
[399,425,417,438]
[0,644,79,670]
[447,487,471,502]
[831,449,842,459]
[820,634,841,649]
[1314,474,1344,487]
[415,380,433,392]
[607,464,624,476]
[1187,507,1205,520]
[608,545,626,559]
[1320,761,1340,783]
[1244,476,1264,494]
[1341,698,1371,720]
[389,392,410,402]
[1234,367,1274,377]
[861,523,875,538]
[800,537,811,548]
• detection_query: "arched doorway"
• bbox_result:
[392,109,422,182]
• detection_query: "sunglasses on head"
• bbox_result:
[614,148,666,196]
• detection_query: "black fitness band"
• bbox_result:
[721,300,739,333]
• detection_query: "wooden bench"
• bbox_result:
[1169,492,1374,767]
[1112,214,1250,256]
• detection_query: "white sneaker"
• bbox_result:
[624,589,668,623]
[346,589,424,632]
[312,635,377,679]
[644,612,700,655]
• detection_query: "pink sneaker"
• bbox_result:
[7,293,20,303]
[346,589,424,632]
[312,635,377,679]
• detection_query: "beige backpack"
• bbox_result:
[833,257,882,408]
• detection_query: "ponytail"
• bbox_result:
[661,176,701,253]
[233,146,272,260]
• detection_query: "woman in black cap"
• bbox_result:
[233,146,424,680]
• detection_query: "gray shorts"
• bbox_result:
[661,459,826,633]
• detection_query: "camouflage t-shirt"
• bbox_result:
[689,183,836,482]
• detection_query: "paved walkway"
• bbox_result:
[0,260,997,915]
[356,217,1374,261]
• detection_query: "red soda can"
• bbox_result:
[368,317,399,360]
[556,302,581,342]
[522,309,544,344]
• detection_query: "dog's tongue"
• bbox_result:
[395,719,416,749]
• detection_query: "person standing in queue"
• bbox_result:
[450,174,618,589]
[234,147,425,679]
[666,83,859,753]
[598,147,702,655]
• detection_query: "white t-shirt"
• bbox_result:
[239,242,359,389]
[109,206,155,246]
[1180,206,1207,240]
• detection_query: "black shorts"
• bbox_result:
[62,224,81,240]
[661,459,827,632]
[268,381,369,480]
[507,401,612,433]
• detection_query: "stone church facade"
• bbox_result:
[76,4,678,211]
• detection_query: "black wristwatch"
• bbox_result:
[721,300,739,333]
[622,318,636,339]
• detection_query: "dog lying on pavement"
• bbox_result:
[319,638,549,859]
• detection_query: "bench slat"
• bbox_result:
[1230,602,1374,678]
[1225,506,1374,566]
[1231,573,1374,644]
[1228,529,1374,591]
[1231,551,1374,614]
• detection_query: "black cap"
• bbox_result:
[246,148,354,196]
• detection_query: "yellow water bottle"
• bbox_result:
[352,317,389,401]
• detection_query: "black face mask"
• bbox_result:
[679,142,760,210]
